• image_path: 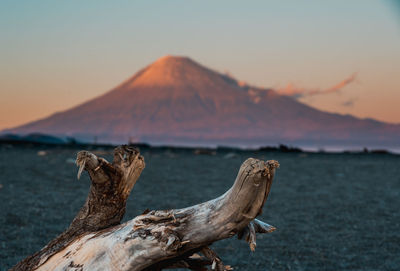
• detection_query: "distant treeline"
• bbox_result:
[0,133,393,155]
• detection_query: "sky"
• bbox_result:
[1,0,399,130]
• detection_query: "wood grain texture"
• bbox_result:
[11,146,278,271]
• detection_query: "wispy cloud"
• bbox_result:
[341,98,357,107]
[277,73,358,99]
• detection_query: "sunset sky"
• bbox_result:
[1,1,399,130]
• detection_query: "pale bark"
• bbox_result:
[11,146,278,271]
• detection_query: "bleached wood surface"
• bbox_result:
[12,146,278,271]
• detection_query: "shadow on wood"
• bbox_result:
[11,145,279,271]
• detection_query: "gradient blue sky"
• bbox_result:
[1,0,399,129]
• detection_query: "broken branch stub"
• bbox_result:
[12,147,279,271]
[71,145,145,231]
[11,145,145,271]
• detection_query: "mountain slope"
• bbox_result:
[7,55,400,148]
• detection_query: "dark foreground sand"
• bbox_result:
[0,146,399,270]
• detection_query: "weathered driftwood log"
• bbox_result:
[11,146,279,271]
[11,146,145,271]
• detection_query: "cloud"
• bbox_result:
[341,98,357,107]
[277,73,358,99]
[324,73,358,94]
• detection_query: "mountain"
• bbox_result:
[6,55,400,149]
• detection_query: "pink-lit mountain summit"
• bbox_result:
[8,56,400,148]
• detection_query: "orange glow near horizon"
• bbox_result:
[1,1,400,130]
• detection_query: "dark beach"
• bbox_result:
[0,145,399,270]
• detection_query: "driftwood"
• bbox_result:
[11,145,279,271]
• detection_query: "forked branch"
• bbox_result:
[11,146,278,271]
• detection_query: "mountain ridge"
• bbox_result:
[5,55,400,149]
